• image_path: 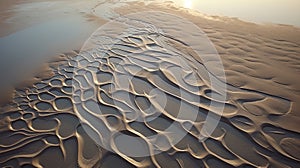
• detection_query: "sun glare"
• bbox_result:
[184,0,193,9]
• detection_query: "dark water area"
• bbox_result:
[0,7,100,93]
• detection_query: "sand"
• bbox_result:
[0,1,300,168]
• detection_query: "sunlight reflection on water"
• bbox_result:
[172,0,300,26]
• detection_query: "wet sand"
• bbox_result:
[0,1,300,168]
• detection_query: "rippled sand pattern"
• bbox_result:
[1,2,300,168]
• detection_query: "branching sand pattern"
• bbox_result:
[1,2,300,168]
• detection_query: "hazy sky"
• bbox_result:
[171,0,300,26]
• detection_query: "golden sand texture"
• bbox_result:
[0,1,300,168]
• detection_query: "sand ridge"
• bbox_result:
[0,1,300,168]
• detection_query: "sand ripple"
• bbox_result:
[1,2,300,168]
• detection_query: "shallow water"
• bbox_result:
[0,1,101,92]
[0,15,97,86]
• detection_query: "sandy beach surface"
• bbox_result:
[0,0,300,167]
